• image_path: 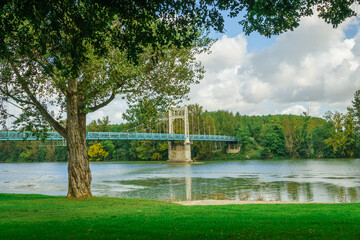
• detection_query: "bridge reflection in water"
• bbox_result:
[113,176,360,203]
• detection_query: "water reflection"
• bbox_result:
[0,159,360,203]
[108,176,360,203]
[186,177,191,201]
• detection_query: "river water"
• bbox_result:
[0,159,359,202]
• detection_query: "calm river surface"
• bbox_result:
[1,159,359,202]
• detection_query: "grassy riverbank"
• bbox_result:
[1,194,359,239]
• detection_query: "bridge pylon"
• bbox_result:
[167,105,192,163]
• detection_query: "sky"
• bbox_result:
[88,12,360,124]
[188,14,360,117]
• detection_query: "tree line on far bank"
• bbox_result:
[1,90,360,162]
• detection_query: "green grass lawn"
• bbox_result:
[0,194,359,239]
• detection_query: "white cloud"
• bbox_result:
[189,14,360,118]
[198,35,247,73]
[281,105,308,115]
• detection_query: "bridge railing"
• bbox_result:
[0,131,64,141]
[0,131,239,142]
[189,134,238,142]
[86,132,187,141]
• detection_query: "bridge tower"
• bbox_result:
[167,105,192,163]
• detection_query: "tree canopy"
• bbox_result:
[1,0,214,197]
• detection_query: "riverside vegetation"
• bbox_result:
[0,193,359,240]
[2,90,360,162]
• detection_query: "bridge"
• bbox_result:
[0,131,238,142]
[0,106,240,163]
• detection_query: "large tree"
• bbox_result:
[0,1,357,198]
[0,1,208,198]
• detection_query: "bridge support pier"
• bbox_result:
[167,141,192,164]
[226,142,240,154]
[167,106,193,164]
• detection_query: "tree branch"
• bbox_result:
[86,78,133,113]
[0,87,33,106]
[88,92,116,112]
[9,61,67,138]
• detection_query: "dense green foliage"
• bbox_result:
[0,194,359,240]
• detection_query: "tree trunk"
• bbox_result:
[66,79,92,198]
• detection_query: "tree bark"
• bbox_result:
[66,79,92,198]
